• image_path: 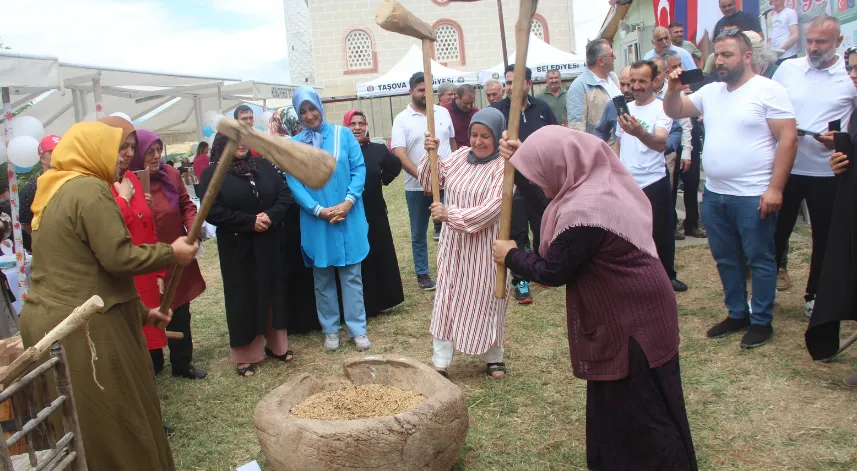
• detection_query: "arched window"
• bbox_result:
[531,14,550,44]
[433,20,465,65]
[344,28,377,73]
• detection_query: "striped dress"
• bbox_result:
[418,147,511,355]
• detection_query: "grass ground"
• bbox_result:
[158,183,857,470]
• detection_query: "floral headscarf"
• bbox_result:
[267,106,302,137]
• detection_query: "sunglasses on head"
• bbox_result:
[717,29,752,49]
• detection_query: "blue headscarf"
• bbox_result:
[292,86,326,148]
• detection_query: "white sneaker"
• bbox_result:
[805,300,815,319]
[352,335,372,351]
[324,333,340,351]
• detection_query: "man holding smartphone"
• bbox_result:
[771,16,855,317]
[613,60,687,293]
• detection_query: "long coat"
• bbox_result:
[360,141,404,316]
[150,164,206,308]
[21,177,175,470]
[200,158,293,348]
[286,124,369,268]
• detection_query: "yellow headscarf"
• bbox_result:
[31,122,122,230]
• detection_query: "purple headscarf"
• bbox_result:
[131,129,180,209]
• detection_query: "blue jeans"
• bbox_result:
[406,190,434,276]
[701,188,777,326]
[312,264,367,337]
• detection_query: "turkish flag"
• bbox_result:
[653,0,676,28]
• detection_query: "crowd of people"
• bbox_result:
[7,1,857,468]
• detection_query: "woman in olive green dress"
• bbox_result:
[19,120,198,471]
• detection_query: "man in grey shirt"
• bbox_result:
[669,22,702,66]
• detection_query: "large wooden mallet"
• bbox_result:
[376,0,441,203]
[494,0,539,299]
[157,118,337,326]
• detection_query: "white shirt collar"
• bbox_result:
[799,55,844,75]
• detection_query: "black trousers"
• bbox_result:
[671,120,702,231]
[774,174,837,302]
[165,303,194,372]
[644,176,677,280]
[510,189,543,283]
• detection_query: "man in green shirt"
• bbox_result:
[669,22,703,67]
[537,70,568,126]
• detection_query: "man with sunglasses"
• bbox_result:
[643,26,698,72]
[663,29,797,350]
[771,15,854,318]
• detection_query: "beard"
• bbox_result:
[412,95,426,109]
[808,50,834,69]
[717,62,745,84]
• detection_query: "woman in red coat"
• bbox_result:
[131,130,207,380]
[100,117,169,370]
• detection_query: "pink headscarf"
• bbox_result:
[510,126,658,259]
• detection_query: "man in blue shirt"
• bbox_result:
[643,27,697,71]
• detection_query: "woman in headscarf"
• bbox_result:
[492,126,696,469]
[344,109,404,317]
[421,107,510,378]
[201,133,293,376]
[18,121,199,470]
[267,106,302,137]
[101,117,169,372]
[806,46,857,387]
[130,130,207,380]
[287,86,371,351]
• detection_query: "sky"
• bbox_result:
[3,0,610,83]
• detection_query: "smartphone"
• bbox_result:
[612,95,630,118]
[797,128,821,137]
[833,131,852,156]
[679,69,705,85]
[829,119,841,132]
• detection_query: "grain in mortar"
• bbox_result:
[290,384,426,420]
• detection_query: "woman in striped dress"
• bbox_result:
[420,107,509,378]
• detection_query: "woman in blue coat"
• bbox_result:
[287,87,372,351]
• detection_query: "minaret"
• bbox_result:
[284,0,316,85]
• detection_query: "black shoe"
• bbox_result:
[671,279,688,292]
[740,324,773,349]
[417,274,436,291]
[164,425,174,438]
[172,365,207,380]
[513,281,533,305]
[706,317,750,338]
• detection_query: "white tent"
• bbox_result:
[357,45,478,98]
[0,52,63,90]
[480,34,586,83]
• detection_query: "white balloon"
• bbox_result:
[0,142,7,165]
[110,112,132,122]
[203,110,219,126]
[11,116,45,141]
[211,114,225,133]
[83,112,98,122]
[7,136,40,168]
[261,111,274,123]
[190,142,199,154]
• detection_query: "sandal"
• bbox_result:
[485,362,506,378]
[236,364,256,377]
[265,348,294,362]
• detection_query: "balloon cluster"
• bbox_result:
[2,116,45,168]
[201,110,225,146]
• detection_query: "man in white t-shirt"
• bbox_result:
[664,31,798,349]
[391,72,456,291]
[769,0,800,63]
[613,60,686,292]
[772,15,853,317]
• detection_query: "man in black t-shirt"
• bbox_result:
[713,0,763,39]
[491,64,557,305]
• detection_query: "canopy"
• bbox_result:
[480,34,586,83]
[0,51,63,90]
[357,45,479,98]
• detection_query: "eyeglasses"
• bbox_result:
[599,53,616,60]
[717,29,752,50]
[145,146,164,157]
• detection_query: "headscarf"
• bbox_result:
[98,116,136,176]
[267,106,301,137]
[343,109,371,146]
[130,129,180,209]
[510,126,658,259]
[466,108,506,165]
[210,133,259,180]
[31,122,122,230]
[292,86,326,148]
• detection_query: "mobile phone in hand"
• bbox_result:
[829,119,841,132]
[612,95,630,118]
[834,131,852,156]
[679,69,704,85]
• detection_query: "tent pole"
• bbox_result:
[263,99,268,112]
[1,87,28,301]
[217,85,223,113]
[389,96,394,127]
[92,74,105,118]
[80,91,89,118]
[497,0,509,70]
[193,96,204,141]
[71,89,82,122]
